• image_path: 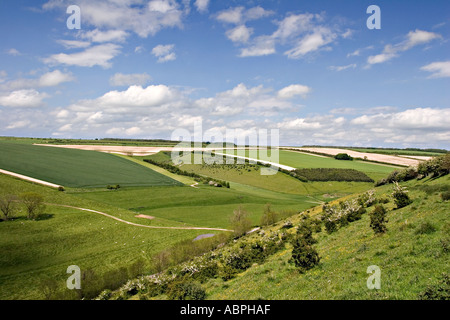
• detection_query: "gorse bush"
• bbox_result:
[290,216,320,272]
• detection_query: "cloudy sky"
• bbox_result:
[0,0,449,148]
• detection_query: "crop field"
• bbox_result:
[278,150,398,181]
[0,141,181,188]
[348,148,445,157]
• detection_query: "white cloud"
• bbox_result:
[216,6,274,25]
[38,70,75,87]
[6,120,31,130]
[284,27,336,58]
[0,71,7,83]
[216,7,245,24]
[234,12,341,59]
[194,0,209,13]
[57,40,91,49]
[226,25,253,43]
[151,44,176,63]
[44,44,121,68]
[421,61,450,78]
[368,29,441,65]
[277,84,311,99]
[80,29,129,43]
[109,73,151,86]
[6,48,21,56]
[239,35,276,57]
[328,64,357,72]
[43,0,184,38]
[0,89,49,108]
[0,70,74,91]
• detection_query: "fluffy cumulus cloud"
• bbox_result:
[151,44,176,63]
[368,29,441,65]
[0,89,49,108]
[194,0,209,13]
[43,0,184,38]
[277,84,311,99]
[220,11,346,59]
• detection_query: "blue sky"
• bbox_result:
[0,0,449,148]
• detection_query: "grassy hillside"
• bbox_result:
[204,176,449,300]
[103,174,449,300]
[0,141,181,188]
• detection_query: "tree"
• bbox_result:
[260,203,279,226]
[0,194,18,221]
[230,206,252,237]
[20,192,45,220]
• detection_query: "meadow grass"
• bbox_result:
[0,174,204,300]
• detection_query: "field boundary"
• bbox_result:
[0,168,62,189]
[47,203,233,232]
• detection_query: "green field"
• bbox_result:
[0,141,181,188]
[0,173,204,299]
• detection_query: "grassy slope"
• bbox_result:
[0,174,208,300]
[205,175,450,300]
[0,141,181,188]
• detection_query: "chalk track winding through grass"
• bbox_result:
[46,203,233,232]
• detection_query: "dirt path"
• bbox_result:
[47,203,233,232]
[0,169,62,189]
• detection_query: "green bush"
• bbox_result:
[392,182,412,209]
[415,222,437,235]
[418,273,450,300]
[167,278,206,300]
[442,191,450,201]
[334,153,353,161]
[290,217,320,272]
[369,205,388,234]
[290,237,320,273]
